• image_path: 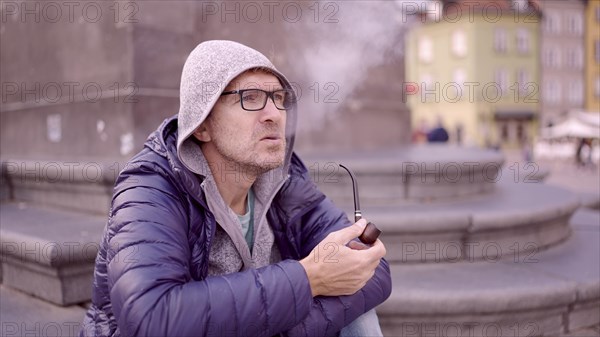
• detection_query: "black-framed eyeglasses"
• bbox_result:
[221,89,294,111]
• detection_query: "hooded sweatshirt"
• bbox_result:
[176,40,298,275]
[80,40,391,337]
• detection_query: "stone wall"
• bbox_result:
[1,1,410,162]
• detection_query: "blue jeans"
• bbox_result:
[339,309,383,337]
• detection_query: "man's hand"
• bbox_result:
[299,219,387,297]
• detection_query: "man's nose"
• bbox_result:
[259,98,284,123]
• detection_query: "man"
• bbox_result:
[427,118,449,143]
[81,40,391,336]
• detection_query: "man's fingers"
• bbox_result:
[348,240,369,250]
[370,239,387,258]
[355,239,387,263]
[331,219,368,244]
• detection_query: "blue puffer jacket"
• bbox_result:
[80,117,392,337]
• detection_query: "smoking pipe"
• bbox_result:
[338,164,382,245]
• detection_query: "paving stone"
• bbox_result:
[11,180,112,216]
[380,308,565,337]
[0,203,105,305]
[465,214,572,261]
[569,300,600,333]
[0,203,105,265]
[378,212,600,336]
[366,183,578,263]
[379,261,577,316]
[316,169,406,207]
[2,257,94,306]
[0,285,85,337]
[561,326,600,337]
[468,183,580,232]
[307,145,504,202]
[367,182,578,233]
[0,174,9,202]
[376,208,470,233]
[1,159,119,215]
[375,209,468,262]
[570,208,600,231]
[507,224,600,303]
[579,193,600,210]
[384,233,466,263]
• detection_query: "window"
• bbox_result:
[566,12,583,35]
[494,28,507,53]
[566,50,574,68]
[512,0,528,12]
[419,37,433,63]
[516,123,524,141]
[568,80,583,105]
[566,47,583,69]
[555,48,563,68]
[542,47,553,67]
[543,12,560,33]
[595,76,600,98]
[495,68,509,95]
[516,28,530,54]
[542,49,548,66]
[575,47,583,69]
[500,123,509,142]
[516,69,529,95]
[544,81,561,103]
[452,30,467,57]
[543,14,552,32]
[542,47,562,68]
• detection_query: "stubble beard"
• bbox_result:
[213,135,287,177]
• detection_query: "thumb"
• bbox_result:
[331,219,368,244]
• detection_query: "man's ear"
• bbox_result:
[192,124,211,142]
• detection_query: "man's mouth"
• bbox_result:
[260,134,282,141]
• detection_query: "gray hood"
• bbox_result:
[176,40,297,176]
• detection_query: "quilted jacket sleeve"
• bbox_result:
[107,161,314,337]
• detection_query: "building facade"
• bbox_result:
[540,0,586,127]
[585,0,600,112]
[406,0,541,147]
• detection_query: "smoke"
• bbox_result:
[285,0,416,130]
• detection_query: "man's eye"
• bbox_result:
[242,93,259,101]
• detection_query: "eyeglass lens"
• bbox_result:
[240,89,291,111]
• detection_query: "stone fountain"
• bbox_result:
[307,144,599,337]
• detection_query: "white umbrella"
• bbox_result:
[576,111,600,127]
[541,117,600,139]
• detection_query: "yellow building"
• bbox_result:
[585,0,600,112]
[406,0,541,147]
